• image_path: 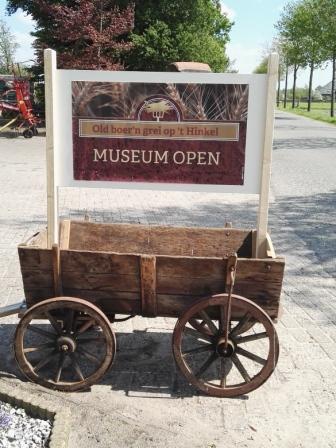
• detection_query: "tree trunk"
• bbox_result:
[284,63,289,108]
[331,50,336,118]
[277,66,281,107]
[307,61,314,112]
[292,64,298,109]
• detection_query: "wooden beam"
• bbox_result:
[44,49,58,248]
[0,302,25,319]
[59,220,71,250]
[140,255,157,317]
[52,243,62,296]
[256,53,279,258]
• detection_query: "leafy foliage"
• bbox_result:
[6,0,232,72]
[126,0,233,71]
[0,19,19,74]
[253,57,268,74]
[7,0,134,70]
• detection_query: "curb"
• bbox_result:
[0,381,70,448]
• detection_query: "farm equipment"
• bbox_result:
[0,77,40,137]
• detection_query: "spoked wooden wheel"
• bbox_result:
[14,297,116,392]
[189,316,256,337]
[173,294,279,397]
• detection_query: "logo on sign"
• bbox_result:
[137,96,181,122]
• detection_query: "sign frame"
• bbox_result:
[44,49,278,258]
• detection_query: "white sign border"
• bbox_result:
[45,49,279,258]
[54,67,267,194]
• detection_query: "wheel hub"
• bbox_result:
[216,338,235,357]
[57,335,76,353]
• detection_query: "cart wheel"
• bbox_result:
[189,316,256,337]
[14,297,116,392]
[23,129,33,138]
[173,294,279,397]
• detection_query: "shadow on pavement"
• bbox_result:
[0,324,248,400]
[273,137,336,150]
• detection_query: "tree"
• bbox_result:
[293,1,326,111]
[253,57,268,74]
[276,2,308,109]
[125,0,233,72]
[0,19,18,74]
[7,0,134,70]
[7,0,232,72]
[314,0,336,116]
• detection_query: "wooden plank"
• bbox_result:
[156,294,279,319]
[156,256,227,279]
[256,53,279,258]
[18,247,53,271]
[52,244,62,296]
[24,288,55,303]
[266,233,276,258]
[60,292,141,315]
[156,257,284,318]
[67,221,252,258]
[44,48,59,248]
[140,255,157,316]
[157,275,225,296]
[61,289,140,301]
[59,220,71,249]
[234,257,284,314]
[21,271,54,289]
[157,294,201,316]
[61,272,140,292]
[61,250,139,275]
[20,230,47,248]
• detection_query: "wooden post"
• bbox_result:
[52,243,63,296]
[256,53,279,258]
[44,49,58,248]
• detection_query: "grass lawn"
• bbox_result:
[277,101,336,125]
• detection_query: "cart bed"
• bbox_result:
[18,221,284,319]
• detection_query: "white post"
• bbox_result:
[256,53,279,258]
[44,49,59,248]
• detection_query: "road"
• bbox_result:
[0,111,335,447]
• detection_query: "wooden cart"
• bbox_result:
[13,219,284,397]
[0,51,284,397]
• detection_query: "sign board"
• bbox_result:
[45,50,278,256]
[72,82,248,186]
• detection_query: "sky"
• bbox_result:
[0,0,332,89]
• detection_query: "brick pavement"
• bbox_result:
[0,112,335,447]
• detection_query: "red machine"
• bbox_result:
[0,78,40,138]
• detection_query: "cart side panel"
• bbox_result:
[67,221,253,258]
[234,257,285,317]
[156,256,285,319]
[60,249,142,315]
[156,256,227,316]
[18,246,54,305]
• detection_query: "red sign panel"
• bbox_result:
[72,82,248,185]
